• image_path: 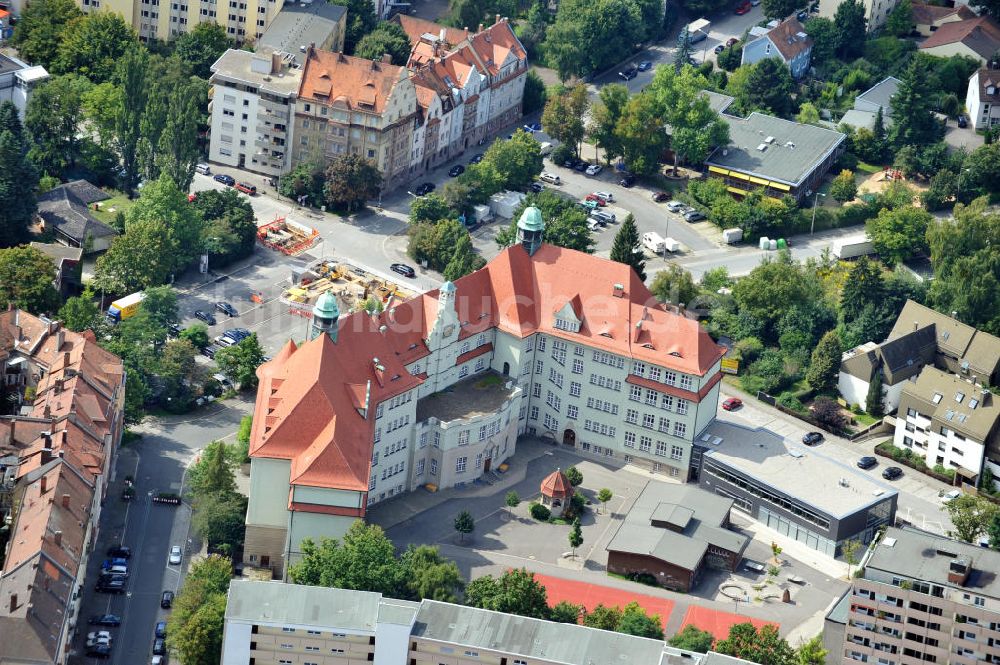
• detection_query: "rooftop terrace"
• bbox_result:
[416,371,518,424]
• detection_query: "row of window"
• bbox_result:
[586,397,618,415]
[458,357,487,378]
[623,432,685,459]
[590,374,623,392]
[628,385,689,413]
[584,420,617,437]
[593,350,625,369]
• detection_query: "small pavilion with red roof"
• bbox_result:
[540,468,574,515]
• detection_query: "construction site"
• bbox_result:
[281,259,416,316]
[257,217,321,256]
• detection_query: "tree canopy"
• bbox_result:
[716,623,796,665]
[354,22,412,66]
[0,245,60,314]
[465,568,551,619]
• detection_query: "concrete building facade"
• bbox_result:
[966,69,1000,130]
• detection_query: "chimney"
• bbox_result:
[40,476,47,494]
[53,531,62,547]
[495,12,500,23]
[612,283,625,298]
[914,321,918,330]
[63,351,71,369]
[8,594,16,613]
[478,22,484,32]
[381,53,392,64]
[439,26,446,42]
[61,493,70,509]
[948,557,972,586]
[54,329,64,351]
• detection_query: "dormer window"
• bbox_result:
[553,317,579,332]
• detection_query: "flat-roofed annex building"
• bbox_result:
[242,209,726,577]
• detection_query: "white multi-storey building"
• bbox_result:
[242,208,725,577]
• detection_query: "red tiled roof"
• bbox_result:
[541,469,573,498]
[456,343,493,365]
[765,18,812,62]
[920,16,1000,58]
[393,15,469,49]
[299,48,406,113]
[626,372,724,402]
[911,1,975,25]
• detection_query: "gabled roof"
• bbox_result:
[299,48,405,114]
[972,68,1000,103]
[36,180,116,244]
[392,15,469,50]
[855,76,901,113]
[920,16,1000,59]
[763,17,812,61]
[911,1,976,26]
[888,300,977,358]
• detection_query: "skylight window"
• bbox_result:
[970,398,980,409]
[932,392,943,404]
[956,392,965,404]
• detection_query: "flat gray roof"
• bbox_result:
[226,580,383,631]
[258,1,347,61]
[701,420,897,519]
[210,48,303,97]
[702,90,736,115]
[412,600,667,664]
[867,527,1000,600]
[415,371,517,423]
[706,112,846,186]
[825,590,851,626]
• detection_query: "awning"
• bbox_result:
[769,181,791,191]
[749,176,769,186]
[729,171,750,181]
[708,166,730,175]
[727,186,748,195]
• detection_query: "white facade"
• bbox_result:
[818,0,900,31]
[894,404,986,477]
[0,57,48,119]
[966,69,1000,130]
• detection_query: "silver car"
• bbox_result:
[168,545,182,565]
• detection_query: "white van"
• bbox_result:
[195,163,211,175]
[539,141,554,156]
[539,172,561,185]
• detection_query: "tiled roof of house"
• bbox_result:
[299,48,405,113]
[765,17,812,62]
[36,180,117,245]
[540,468,572,498]
[251,243,725,492]
[911,1,975,26]
[973,68,1000,103]
[393,15,469,50]
[920,16,1000,59]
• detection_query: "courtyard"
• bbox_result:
[368,437,849,640]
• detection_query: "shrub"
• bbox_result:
[626,572,659,587]
[777,394,805,413]
[734,336,764,362]
[812,396,847,429]
[529,502,551,521]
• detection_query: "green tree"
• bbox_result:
[839,256,885,324]
[480,130,544,190]
[945,494,999,543]
[618,602,664,640]
[669,625,715,653]
[565,465,583,486]
[464,568,550,619]
[324,154,382,212]
[25,74,90,176]
[866,370,884,417]
[0,116,39,246]
[166,557,230,665]
[454,510,475,543]
[174,22,231,78]
[596,488,613,514]
[590,83,630,164]
[987,511,1000,549]
[214,333,266,389]
[803,17,837,64]
[54,12,136,83]
[609,215,645,280]
[890,58,941,148]
[796,102,821,125]
[583,604,622,631]
[410,194,453,224]
[762,0,799,20]
[192,188,258,265]
[189,440,237,497]
[141,284,180,330]
[353,22,411,65]
[289,521,408,596]
[522,70,547,115]
[58,288,101,331]
[443,233,485,281]
[965,142,1000,195]
[732,252,822,342]
[185,553,234,595]
[408,218,468,271]
[0,245,60,313]
[733,58,795,116]
[542,0,651,80]
[833,0,867,60]
[157,337,199,412]
[716,623,796,665]
[400,545,464,602]
[341,0,378,53]
[865,206,931,266]
[157,84,202,191]
[115,47,150,195]
[496,190,595,253]
[615,92,669,175]
[278,162,325,203]
[82,82,123,150]
[11,0,82,69]
[650,264,698,307]
[805,330,842,393]
[505,490,520,518]
[568,517,583,556]
[796,635,828,665]
[542,86,587,155]
[842,539,862,576]
[192,491,248,550]
[829,169,858,202]
[550,601,583,624]
[179,323,210,350]
[973,0,1000,20]
[884,0,912,36]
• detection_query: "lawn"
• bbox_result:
[91,192,135,227]
[853,412,879,427]
[855,161,883,175]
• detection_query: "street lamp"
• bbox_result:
[810,191,826,236]
[956,167,972,202]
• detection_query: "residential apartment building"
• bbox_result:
[243,208,725,577]
[825,527,1000,665]
[818,0,899,31]
[0,311,126,665]
[78,0,284,42]
[966,69,1000,130]
[222,579,755,665]
[740,18,813,79]
[208,49,302,177]
[291,49,418,190]
[0,54,47,119]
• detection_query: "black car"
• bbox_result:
[222,328,251,343]
[156,621,168,638]
[448,164,465,177]
[167,323,182,337]
[213,174,236,187]
[414,182,436,196]
[797,9,808,21]
[202,344,222,359]
[215,301,238,317]
[574,161,590,172]
[857,456,878,470]
[714,43,726,54]
[958,114,969,128]
[391,263,416,278]
[802,431,824,445]
[652,191,670,202]
[86,645,112,659]
[618,66,638,81]
[469,153,484,164]
[105,546,132,559]
[194,310,217,326]
[89,614,122,627]
[619,174,636,187]
[882,466,903,480]
[529,182,544,193]
[161,591,174,609]
[153,639,166,656]
[96,580,126,594]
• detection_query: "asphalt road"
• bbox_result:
[71,399,253,665]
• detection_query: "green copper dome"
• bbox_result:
[517,206,544,232]
[313,291,340,319]
[441,281,457,294]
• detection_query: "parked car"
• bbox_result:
[414,182,436,196]
[721,397,743,411]
[619,174,636,187]
[585,194,608,206]
[152,656,164,665]
[726,37,739,47]
[652,191,670,202]
[690,30,707,43]
[957,114,969,128]
[88,631,113,643]
[618,65,638,81]
[161,591,174,609]
[857,456,878,470]
[235,182,256,195]
[587,218,602,231]
[637,60,652,71]
[714,43,726,54]
[168,545,182,565]
[448,164,465,177]
[96,579,125,594]
[391,263,416,278]
[684,209,706,222]
[593,191,615,203]
[86,645,112,659]
[882,466,903,480]
[529,182,544,193]
[155,622,168,639]
[201,344,222,359]
[89,615,122,627]
[941,489,962,503]
[194,310,216,326]
[591,210,616,224]
[213,174,235,186]
[666,200,685,212]
[796,9,808,20]
[579,199,599,211]
[101,557,128,570]
[215,301,238,317]
[736,0,752,13]
[574,161,590,172]
[153,639,166,656]
[469,153,484,164]
[523,122,542,132]
[801,431,824,445]
[744,560,766,573]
